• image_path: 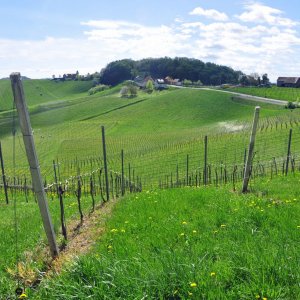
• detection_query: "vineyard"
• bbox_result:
[227,86,300,102]
[1,80,300,298]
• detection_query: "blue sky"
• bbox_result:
[1,0,300,80]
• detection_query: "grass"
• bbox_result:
[227,86,300,102]
[1,80,300,298]
[26,174,300,299]
[0,191,97,297]
[1,82,299,188]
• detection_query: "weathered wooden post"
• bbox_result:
[0,141,9,204]
[242,106,260,193]
[121,149,125,196]
[10,73,58,258]
[186,154,189,186]
[101,126,109,201]
[285,128,292,176]
[204,135,208,185]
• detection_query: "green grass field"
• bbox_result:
[3,174,296,299]
[1,80,300,188]
[227,86,300,102]
[1,79,300,299]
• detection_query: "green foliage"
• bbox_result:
[183,79,192,86]
[32,175,300,299]
[145,79,154,93]
[87,84,109,95]
[99,57,243,86]
[285,101,297,109]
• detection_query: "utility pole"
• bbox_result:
[10,73,59,258]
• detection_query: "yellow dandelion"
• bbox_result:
[18,294,27,299]
[188,291,193,296]
[107,245,113,250]
[210,272,216,277]
[220,224,226,228]
[182,221,187,225]
[180,233,185,236]
[110,228,118,233]
[262,298,267,300]
[192,230,197,234]
[190,282,197,288]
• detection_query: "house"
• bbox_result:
[277,77,300,88]
[164,76,182,86]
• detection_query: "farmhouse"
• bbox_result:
[277,77,300,88]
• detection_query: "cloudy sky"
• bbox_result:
[1,0,300,81]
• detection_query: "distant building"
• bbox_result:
[277,77,300,88]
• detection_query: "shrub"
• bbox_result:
[88,84,109,95]
[285,101,297,109]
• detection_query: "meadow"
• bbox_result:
[1,79,300,298]
[2,174,299,299]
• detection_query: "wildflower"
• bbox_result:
[192,230,197,234]
[107,245,113,250]
[190,282,197,288]
[188,291,193,296]
[255,295,260,299]
[213,230,218,234]
[210,272,216,277]
[262,298,267,300]
[220,224,226,228]
[182,221,187,225]
[110,228,118,233]
[120,229,126,233]
[180,233,185,236]
[19,293,27,299]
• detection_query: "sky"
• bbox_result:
[1,0,300,81]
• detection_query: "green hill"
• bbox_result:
[0,79,94,111]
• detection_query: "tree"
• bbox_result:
[262,74,270,85]
[120,86,129,98]
[128,84,138,97]
[146,80,154,93]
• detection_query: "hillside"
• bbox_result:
[1,79,300,299]
[0,79,94,112]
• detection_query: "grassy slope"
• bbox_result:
[0,79,94,112]
[29,174,300,299]
[227,86,300,102]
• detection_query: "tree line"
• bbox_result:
[98,57,244,86]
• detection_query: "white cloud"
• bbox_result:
[1,3,300,81]
[237,3,298,27]
[190,7,228,21]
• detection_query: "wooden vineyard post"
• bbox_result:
[204,135,208,185]
[10,73,59,258]
[121,150,125,196]
[285,129,292,176]
[186,154,189,186]
[0,141,9,204]
[242,106,260,193]
[101,126,109,201]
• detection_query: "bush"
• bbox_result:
[88,84,109,95]
[285,101,298,109]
